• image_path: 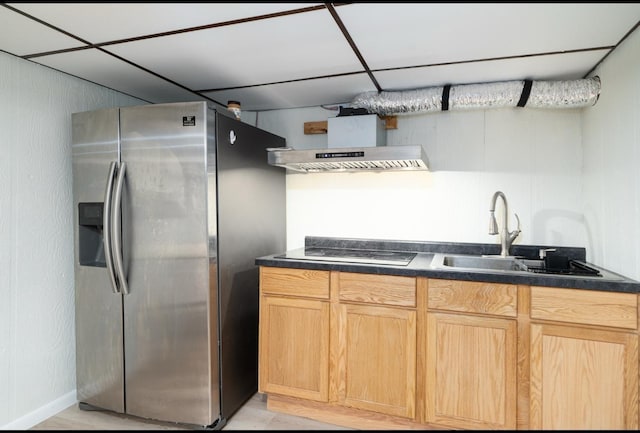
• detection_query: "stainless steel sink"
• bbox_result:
[432,253,607,278]
[518,258,546,269]
[441,255,528,272]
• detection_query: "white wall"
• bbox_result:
[0,51,144,429]
[258,102,586,254]
[1,23,638,431]
[583,28,640,280]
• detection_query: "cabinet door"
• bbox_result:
[530,323,639,430]
[259,296,329,402]
[425,312,517,430]
[336,304,416,419]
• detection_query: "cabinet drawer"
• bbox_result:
[428,279,518,317]
[337,272,416,307]
[530,286,638,330]
[260,267,330,299]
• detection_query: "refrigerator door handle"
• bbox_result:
[103,161,120,294]
[112,161,129,295]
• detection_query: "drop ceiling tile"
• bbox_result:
[31,49,205,104]
[201,73,376,111]
[104,8,362,90]
[373,50,610,90]
[4,2,638,112]
[336,3,640,70]
[0,6,84,56]
[8,3,322,44]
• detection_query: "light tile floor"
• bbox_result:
[30,393,351,431]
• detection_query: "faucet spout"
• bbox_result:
[488,191,521,257]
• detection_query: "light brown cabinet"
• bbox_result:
[258,267,330,402]
[258,266,640,431]
[334,272,417,418]
[424,279,518,430]
[529,286,639,430]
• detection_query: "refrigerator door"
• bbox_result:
[215,113,286,418]
[72,108,125,413]
[119,102,216,426]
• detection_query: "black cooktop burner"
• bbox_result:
[275,247,417,266]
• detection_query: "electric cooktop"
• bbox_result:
[274,247,417,266]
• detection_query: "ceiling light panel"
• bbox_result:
[336,3,640,70]
[104,9,363,90]
[8,3,321,44]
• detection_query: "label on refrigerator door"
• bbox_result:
[183,116,196,126]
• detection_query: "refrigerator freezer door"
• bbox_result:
[72,108,125,413]
[119,102,216,426]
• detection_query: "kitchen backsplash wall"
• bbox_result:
[257,100,585,255]
[256,22,640,283]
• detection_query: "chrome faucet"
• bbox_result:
[488,191,521,257]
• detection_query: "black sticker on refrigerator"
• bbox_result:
[183,116,196,126]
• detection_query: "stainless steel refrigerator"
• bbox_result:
[71,101,286,429]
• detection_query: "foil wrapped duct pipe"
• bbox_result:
[350,76,601,116]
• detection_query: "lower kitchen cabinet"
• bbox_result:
[259,296,329,401]
[424,279,518,430]
[424,313,517,430]
[529,286,639,430]
[336,303,416,418]
[258,267,330,402]
[334,271,418,419]
[529,323,638,430]
[258,267,640,431]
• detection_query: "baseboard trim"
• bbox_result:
[1,390,77,430]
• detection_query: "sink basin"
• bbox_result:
[435,254,606,278]
[519,258,546,269]
[440,255,528,272]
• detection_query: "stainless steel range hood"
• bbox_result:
[266,112,429,173]
[267,145,429,173]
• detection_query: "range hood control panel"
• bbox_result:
[316,151,365,159]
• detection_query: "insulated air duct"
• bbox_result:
[351,76,601,116]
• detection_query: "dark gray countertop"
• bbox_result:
[255,237,640,294]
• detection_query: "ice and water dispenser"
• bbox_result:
[78,202,106,267]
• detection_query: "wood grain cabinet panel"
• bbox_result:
[258,268,640,431]
[337,272,416,307]
[336,303,416,419]
[424,312,517,430]
[530,286,637,330]
[259,296,329,402]
[428,279,517,317]
[529,323,639,430]
[261,266,330,299]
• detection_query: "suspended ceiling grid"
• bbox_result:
[1,3,639,111]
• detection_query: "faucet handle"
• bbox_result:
[507,213,521,245]
[509,213,521,238]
